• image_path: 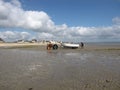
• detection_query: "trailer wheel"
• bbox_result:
[53,44,58,50]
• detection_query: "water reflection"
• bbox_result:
[0,49,120,90]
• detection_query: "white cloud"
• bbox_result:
[0,31,31,41]
[112,17,120,25]
[37,32,54,39]
[0,0,120,42]
[0,0,55,31]
[11,0,21,8]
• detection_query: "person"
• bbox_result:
[80,42,84,48]
[47,42,53,50]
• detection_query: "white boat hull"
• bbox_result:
[62,43,79,49]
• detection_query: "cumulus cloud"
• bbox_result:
[0,31,31,41]
[0,0,120,42]
[0,0,55,31]
[37,32,54,39]
[11,0,21,8]
[112,17,120,25]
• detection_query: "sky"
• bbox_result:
[0,0,120,42]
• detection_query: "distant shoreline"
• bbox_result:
[0,42,120,51]
[0,42,46,47]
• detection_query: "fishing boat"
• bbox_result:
[61,43,79,49]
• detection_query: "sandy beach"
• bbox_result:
[0,42,120,90]
[0,43,47,48]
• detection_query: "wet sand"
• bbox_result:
[0,43,120,90]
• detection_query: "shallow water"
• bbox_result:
[0,49,120,90]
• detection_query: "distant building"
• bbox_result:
[0,38,4,43]
[31,39,37,43]
[17,40,24,43]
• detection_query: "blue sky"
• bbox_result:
[0,0,120,42]
[21,0,120,26]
